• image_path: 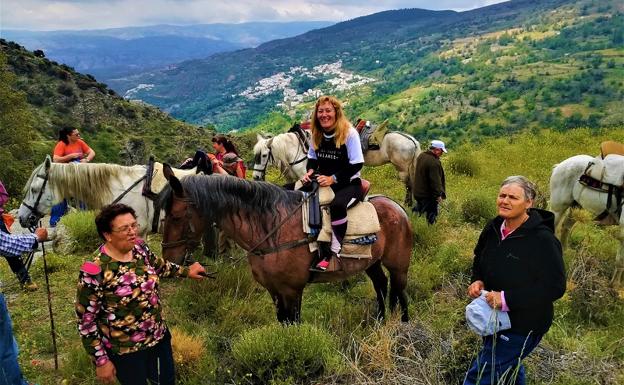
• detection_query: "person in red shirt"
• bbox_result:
[50,127,96,227]
[53,127,96,163]
[211,135,245,178]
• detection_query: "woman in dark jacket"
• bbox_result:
[464,175,566,385]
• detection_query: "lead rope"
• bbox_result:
[40,221,59,370]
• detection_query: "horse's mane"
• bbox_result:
[48,162,144,208]
[161,175,302,224]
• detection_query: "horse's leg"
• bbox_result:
[365,261,388,321]
[404,179,413,207]
[274,289,304,324]
[557,208,575,249]
[388,268,409,322]
[202,223,218,260]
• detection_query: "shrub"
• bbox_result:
[231,323,340,384]
[568,254,619,326]
[461,194,495,225]
[55,210,100,254]
[447,154,480,177]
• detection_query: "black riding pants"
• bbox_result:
[109,330,175,385]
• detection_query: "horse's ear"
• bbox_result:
[257,133,265,142]
[44,155,52,171]
[169,175,184,197]
[163,163,175,181]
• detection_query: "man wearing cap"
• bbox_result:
[412,140,447,224]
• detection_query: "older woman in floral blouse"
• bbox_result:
[75,203,205,385]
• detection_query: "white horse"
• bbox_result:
[550,154,624,285]
[18,156,202,238]
[253,131,421,205]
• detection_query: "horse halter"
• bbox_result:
[252,138,275,180]
[161,195,201,266]
[21,166,50,225]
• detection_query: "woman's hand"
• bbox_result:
[316,175,335,187]
[485,291,502,309]
[188,262,206,280]
[300,169,315,184]
[96,360,116,384]
[467,280,484,298]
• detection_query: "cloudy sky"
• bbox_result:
[2,0,507,31]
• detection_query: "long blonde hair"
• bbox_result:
[310,95,351,149]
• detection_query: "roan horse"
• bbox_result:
[160,170,413,323]
[550,154,624,285]
[18,155,210,238]
[252,130,422,206]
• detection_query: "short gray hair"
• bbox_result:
[501,175,537,201]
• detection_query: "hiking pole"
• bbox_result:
[40,221,59,370]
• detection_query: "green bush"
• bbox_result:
[57,210,100,254]
[447,154,480,177]
[231,323,340,384]
[461,194,495,225]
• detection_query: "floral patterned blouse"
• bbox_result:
[75,240,188,366]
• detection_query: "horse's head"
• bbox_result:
[18,156,55,228]
[160,164,205,265]
[252,134,274,181]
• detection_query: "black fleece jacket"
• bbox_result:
[471,208,566,335]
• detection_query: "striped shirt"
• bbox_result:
[0,232,37,258]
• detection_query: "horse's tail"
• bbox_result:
[407,138,421,205]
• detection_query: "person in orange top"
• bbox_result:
[50,127,96,227]
[53,127,96,163]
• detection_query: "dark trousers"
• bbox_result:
[0,221,30,284]
[413,197,439,224]
[109,330,175,385]
[463,331,542,385]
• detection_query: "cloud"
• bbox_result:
[1,0,506,30]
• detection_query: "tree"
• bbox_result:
[0,52,36,196]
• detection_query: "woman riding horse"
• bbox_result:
[300,95,365,271]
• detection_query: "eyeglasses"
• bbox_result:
[71,132,81,137]
[111,222,140,234]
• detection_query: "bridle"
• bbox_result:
[253,134,309,181]
[21,166,50,224]
[161,195,202,266]
[162,188,316,264]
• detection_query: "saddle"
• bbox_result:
[580,153,624,222]
[301,180,379,272]
[600,141,624,158]
[356,119,388,152]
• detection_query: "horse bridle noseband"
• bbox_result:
[161,196,202,266]
[21,166,50,221]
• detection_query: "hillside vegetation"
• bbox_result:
[0,39,217,197]
[3,127,623,385]
[108,0,623,136]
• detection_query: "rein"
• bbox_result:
[164,185,317,265]
[245,186,316,257]
[111,175,147,205]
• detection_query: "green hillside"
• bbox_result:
[4,127,623,384]
[109,0,623,137]
[0,39,217,196]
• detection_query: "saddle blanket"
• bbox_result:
[302,198,380,259]
[584,154,624,187]
[150,162,198,194]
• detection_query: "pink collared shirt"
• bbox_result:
[499,221,515,312]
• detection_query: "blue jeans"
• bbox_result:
[463,331,542,385]
[0,294,28,385]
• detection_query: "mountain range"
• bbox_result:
[103,0,623,138]
[2,21,333,82]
